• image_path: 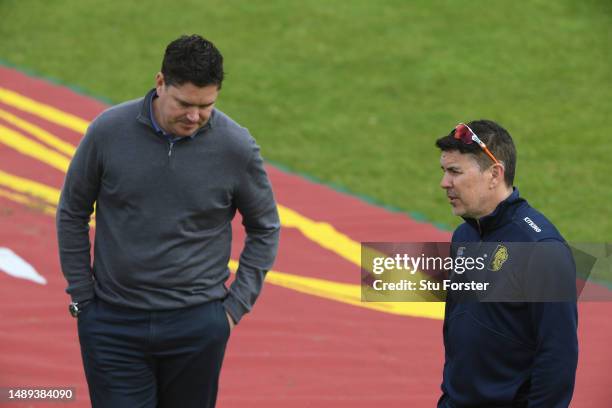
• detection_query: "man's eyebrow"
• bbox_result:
[174,96,215,107]
[442,164,461,171]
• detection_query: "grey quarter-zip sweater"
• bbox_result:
[57,89,280,323]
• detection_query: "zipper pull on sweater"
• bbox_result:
[168,142,175,157]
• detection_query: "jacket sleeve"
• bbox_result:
[56,121,102,303]
[223,138,280,324]
[527,240,578,407]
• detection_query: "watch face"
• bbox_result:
[69,303,79,318]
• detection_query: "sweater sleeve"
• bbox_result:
[56,121,102,303]
[222,138,280,323]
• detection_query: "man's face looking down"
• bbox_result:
[154,73,219,137]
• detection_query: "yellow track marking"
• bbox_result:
[0,124,70,172]
[0,87,89,134]
[0,169,61,204]
[0,108,76,156]
[228,260,444,319]
[278,206,361,266]
[0,171,95,227]
[0,187,56,216]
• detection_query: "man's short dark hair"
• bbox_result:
[435,119,517,186]
[161,34,224,88]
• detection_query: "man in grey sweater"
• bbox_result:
[57,35,280,408]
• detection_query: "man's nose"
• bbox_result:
[186,109,199,122]
[440,173,452,189]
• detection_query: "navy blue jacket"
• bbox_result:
[439,189,578,408]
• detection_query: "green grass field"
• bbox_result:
[1,0,611,241]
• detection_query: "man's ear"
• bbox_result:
[489,163,506,189]
[155,72,164,94]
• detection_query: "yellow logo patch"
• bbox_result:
[489,245,509,271]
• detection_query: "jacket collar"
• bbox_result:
[463,188,524,235]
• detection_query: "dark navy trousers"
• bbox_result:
[77,298,230,408]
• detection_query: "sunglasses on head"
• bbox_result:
[453,123,500,165]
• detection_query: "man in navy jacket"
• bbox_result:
[436,120,578,407]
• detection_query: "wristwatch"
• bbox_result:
[68,301,89,318]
